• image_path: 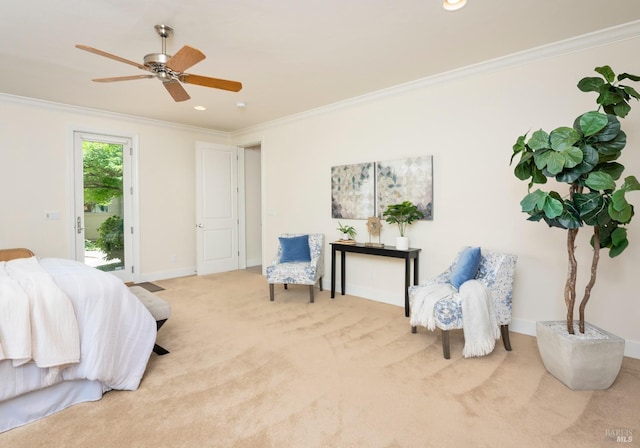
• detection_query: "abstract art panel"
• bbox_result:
[331,162,375,219]
[375,155,433,220]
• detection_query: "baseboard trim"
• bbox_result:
[139,266,196,283]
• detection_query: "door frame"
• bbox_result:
[237,142,263,271]
[70,129,140,283]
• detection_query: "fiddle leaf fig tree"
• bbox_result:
[510,66,640,335]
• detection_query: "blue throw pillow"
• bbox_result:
[279,235,311,263]
[449,247,481,289]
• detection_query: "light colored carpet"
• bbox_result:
[2,269,639,447]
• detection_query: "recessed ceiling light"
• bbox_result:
[443,0,466,11]
[194,105,206,111]
[236,101,247,108]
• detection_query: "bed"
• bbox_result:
[0,248,156,432]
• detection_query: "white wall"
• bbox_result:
[1,33,639,357]
[233,37,640,357]
[0,98,230,279]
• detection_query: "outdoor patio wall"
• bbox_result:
[233,37,640,357]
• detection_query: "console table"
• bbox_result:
[330,242,421,317]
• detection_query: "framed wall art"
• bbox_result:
[331,162,375,219]
[375,155,433,220]
[331,155,433,220]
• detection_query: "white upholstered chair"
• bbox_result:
[408,247,517,359]
[266,233,325,303]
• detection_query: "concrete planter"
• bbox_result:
[536,321,625,390]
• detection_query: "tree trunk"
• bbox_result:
[579,226,600,333]
[565,227,578,334]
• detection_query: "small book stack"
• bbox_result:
[334,239,357,245]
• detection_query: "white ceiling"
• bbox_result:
[2,1,640,132]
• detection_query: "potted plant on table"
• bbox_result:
[336,222,357,242]
[382,200,424,250]
[510,65,640,390]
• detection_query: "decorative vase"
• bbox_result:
[342,233,350,240]
[536,321,625,391]
[396,236,409,250]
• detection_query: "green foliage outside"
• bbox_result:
[83,142,123,206]
[96,215,124,262]
[83,141,124,264]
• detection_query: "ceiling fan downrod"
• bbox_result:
[144,25,176,78]
[154,24,174,55]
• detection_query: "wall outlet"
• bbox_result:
[45,211,60,220]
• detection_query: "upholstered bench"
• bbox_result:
[129,286,171,355]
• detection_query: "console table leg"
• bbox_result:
[404,258,410,317]
[331,247,336,299]
[340,251,346,295]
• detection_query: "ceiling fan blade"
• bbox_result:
[76,44,148,70]
[180,73,243,92]
[166,45,206,73]
[163,80,191,102]
[93,75,155,83]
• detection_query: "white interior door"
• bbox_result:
[195,142,238,275]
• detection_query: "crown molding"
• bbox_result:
[0,92,230,138]
[232,20,640,137]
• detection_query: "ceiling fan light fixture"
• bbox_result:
[443,0,466,11]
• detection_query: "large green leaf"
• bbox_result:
[595,115,621,142]
[578,111,608,136]
[608,195,633,223]
[511,134,527,160]
[611,227,628,246]
[531,166,548,184]
[574,192,606,225]
[514,160,531,181]
[622,84,640,100]
[528,129,550,150]
[585,171,616,191]
[513,151,533,180]
[535,150,566,175]
[561,147,583,168]
[596,130,626,155]
[618,72,640,82]
[597,86,623,106]
[555,144,597,184]
[550,127,580,150]
[555,200,582,229]
[614,101,631,118]
[595,65,615,82]
[542,194,564,219]
[596,162,625,180]
[621,175,640,192]
[577,76,605,93]
[607,225,630,257]
[520,189,546,212]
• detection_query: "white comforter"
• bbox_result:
[0,257,80,370]
[0,257,156,402]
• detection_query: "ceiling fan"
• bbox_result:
[76,24,242,102]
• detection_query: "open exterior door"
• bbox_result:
[195,142,239,275]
